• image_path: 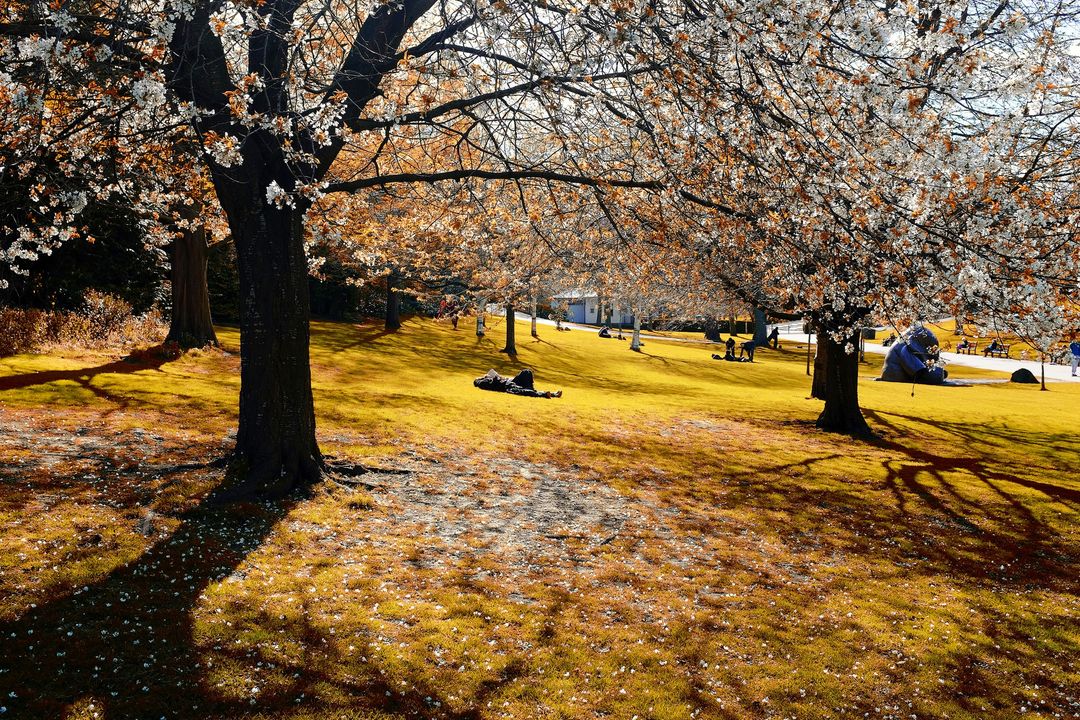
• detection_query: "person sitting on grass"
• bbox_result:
[473,368,562,398]
[712,337,751,362]
[598,325,612,338]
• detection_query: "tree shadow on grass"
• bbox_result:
[0,350,174,397]
[0,474,296,718]
[0,460,527,720]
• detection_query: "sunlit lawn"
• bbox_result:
[0,316,1076,719]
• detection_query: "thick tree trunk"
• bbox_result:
[630,313,642,351]
[811,337,828,399]
[704,317,721,342]
[815,329,872,436]
[229,198,322,497]
[502,301,516,354]
[752,307,768,346]
[166,202,218,349]
[384,269,401,331]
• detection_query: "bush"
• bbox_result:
[0,290,166,357]
[82,289,133,341]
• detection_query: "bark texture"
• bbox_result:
[165,201,218,349]
[703,317,721,342]
[814,330,872,436]
[501,302,516,354]
[220,181,323,497]
[812,339,828,399]
[752,307,769,346]
[384,270,402,331]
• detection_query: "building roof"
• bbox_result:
[551,289,597,301]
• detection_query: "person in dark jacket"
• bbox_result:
[473,369,562,398]
[879,326,947,384]
[767,327,780,349]
[724,336,737,360]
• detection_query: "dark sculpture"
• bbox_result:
[879,326,947,384]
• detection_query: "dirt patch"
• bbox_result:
[365,457,637,573]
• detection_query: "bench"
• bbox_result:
[955,340,978,355]
[983,343,1010,358]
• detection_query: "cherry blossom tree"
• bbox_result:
[2,0,669,494]
[624,0,1080,434]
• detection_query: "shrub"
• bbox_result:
[0,290,166,357]
[82,289,134,343]
[0,307,45,357]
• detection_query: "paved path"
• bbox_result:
[770,321,1080,383]
[510,314,1079,383]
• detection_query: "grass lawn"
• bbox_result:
[0,316,1077,719]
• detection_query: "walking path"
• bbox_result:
[770,321,1080,383]
[513,314,1080,383]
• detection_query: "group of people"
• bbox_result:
[598,325,624,340]
[476,324,788,400]
[476,323,1080,400]
[436,298,463,330]
[712,336,757,362]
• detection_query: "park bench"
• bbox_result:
[983,343,1010,358]
[955,340,978,355]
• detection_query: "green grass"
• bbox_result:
[0,316,1077,719]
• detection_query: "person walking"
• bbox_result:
[1070,335,1080,377]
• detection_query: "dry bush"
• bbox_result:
[0,290,167,357]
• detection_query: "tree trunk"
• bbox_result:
[630,313,642,351]
[165,201,218,349]
[228,197,322,497]
[812,336,828,399]
[384,269,401,331]
[752,307,768,346]
[502,301,516,354]
[815,329,872,436]
[531,295,538,337]
[475,296,486,336]
[704,317,721,342]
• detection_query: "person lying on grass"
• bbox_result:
[473,368,563,398]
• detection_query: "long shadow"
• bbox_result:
[0,475,295,718]
[0,459,528,719]
[0,352,173,393]
[859,408,1078,588]
[865,408,1080,508]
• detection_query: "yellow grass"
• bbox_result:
[0,316,1077,719]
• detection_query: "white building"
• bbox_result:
[551,289,634,326]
